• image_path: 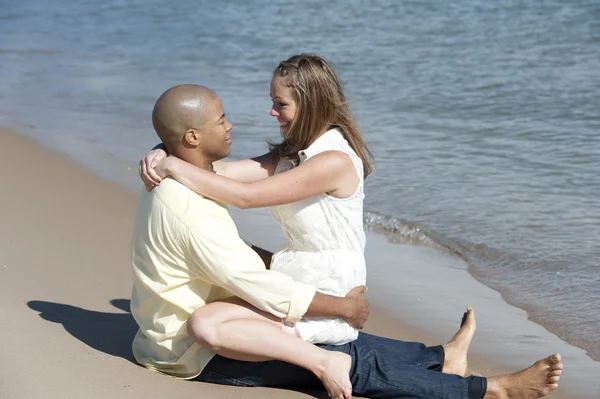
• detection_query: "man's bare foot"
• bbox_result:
[443,307,476,376]
[485,354,563,399]
[315,351,352,399]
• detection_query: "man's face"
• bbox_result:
[198,97,233,160]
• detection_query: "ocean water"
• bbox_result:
[1,0,599,372]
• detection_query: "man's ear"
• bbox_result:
[183,129,201,146]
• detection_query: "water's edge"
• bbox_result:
[363,211,599,362]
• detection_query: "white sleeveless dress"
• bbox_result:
[270,128,366,345]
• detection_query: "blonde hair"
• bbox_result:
[269,54,374,177]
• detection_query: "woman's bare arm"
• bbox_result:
[157,151,357,209]
[140,146,278,188]
[213,151,279,182]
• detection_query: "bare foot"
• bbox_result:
[443,307,476,376]
[315,351,352,399]
[485,354,563,399]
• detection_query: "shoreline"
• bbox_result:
[1,126,596,398]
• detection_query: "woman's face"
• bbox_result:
[270,75,297,136]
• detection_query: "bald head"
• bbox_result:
[152,84,220,155]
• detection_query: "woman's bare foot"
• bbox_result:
[315,351,352,399]
[443,307,476,376]
[485,354,563,399]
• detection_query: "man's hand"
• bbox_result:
[343,285,369,329]
[305,286,370,327]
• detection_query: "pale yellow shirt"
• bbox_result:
[130,178,316,379]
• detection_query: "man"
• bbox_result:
[131,84,563,399]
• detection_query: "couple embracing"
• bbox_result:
[131,53,562,399]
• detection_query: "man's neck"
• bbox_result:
[197,158,215,173]
[177,150,215,172]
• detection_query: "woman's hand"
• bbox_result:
[153,157,172,181]
[139,148,167,191]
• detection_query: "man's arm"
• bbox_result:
[187,208,369,327]
[249,244,369,327]
[308,286,369,329]
[188,210,314,323]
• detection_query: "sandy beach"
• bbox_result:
[0,126,588,398]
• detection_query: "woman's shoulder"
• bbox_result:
[302,128,349,157]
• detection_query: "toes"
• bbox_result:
[344,385,352,398]
[460,310,468,326]
[541,353,562,369]
[546,375,561,384]
[554,362,563,370]
[550,361,564,371]
[460,307,475,327]
[547,369,562,378]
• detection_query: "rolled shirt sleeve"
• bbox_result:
[186,207,316,322]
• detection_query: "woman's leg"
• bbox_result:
[187,297,352,399]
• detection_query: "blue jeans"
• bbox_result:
[196,332,487,399]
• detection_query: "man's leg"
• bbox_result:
[197,333,562,399]
[196,354,323,389]
[347,333,485,399]
[355,307,477,377]
[346,333,563,399]
[349,332,445,371]
[196,336,482,399]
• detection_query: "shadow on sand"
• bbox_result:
[27,298,138,363]
[27,298,329,398]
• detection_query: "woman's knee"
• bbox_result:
[187,307,223,350]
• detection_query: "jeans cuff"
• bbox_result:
[429,345,445,371]
[434,344,445,364]
[468,376,487,399]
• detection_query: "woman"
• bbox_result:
[140,54,476,398]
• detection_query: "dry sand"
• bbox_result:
[0,126,578,398]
